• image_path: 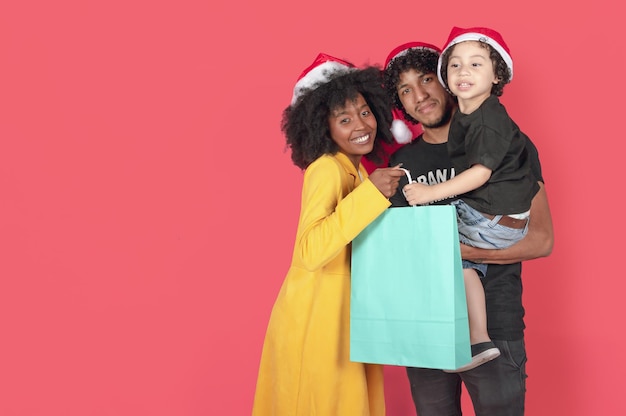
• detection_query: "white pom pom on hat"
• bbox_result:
[437,26,513,88]
[384,42,441,144]
[390,110,413,144]
[290,53,356,106]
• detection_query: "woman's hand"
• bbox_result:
[368,165,405,198]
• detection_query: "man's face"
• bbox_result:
[396,68,455,129]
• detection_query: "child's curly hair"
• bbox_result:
[439,41,511,97]
[383,48,441,125]
[282,66,394,170]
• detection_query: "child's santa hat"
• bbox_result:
[384,42,441,144]
[437,26,513,88]
[290,53,355,106]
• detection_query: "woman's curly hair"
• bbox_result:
[383,48,440,125]
[282,66,394,170]
[439,41,511,97]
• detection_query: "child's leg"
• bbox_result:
[463,268,491,344]
[444,267,501,373]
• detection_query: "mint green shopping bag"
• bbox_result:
[350,205,471,370]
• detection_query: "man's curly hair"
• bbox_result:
[439,41,511,97]
[282,66,394,170]
[383,48,440,125]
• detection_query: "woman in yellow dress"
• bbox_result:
[252,53,406,415]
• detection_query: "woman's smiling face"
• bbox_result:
[327,93,377,168]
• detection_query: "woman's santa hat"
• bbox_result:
[384,42,441,144]
[437,26,514,88]
[290,53,355,106]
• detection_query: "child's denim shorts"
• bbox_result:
[452,199,529,278]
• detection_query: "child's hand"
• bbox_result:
[402,182,435,206]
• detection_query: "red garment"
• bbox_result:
[362,123,422,173]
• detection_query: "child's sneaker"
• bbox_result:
[445,341,501,373]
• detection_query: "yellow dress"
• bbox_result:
[252,152,391,416]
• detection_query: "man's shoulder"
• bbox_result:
[390,136,425,158]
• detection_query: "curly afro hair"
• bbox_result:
[282,66,394,170]
[439,41,511,97]
[383,48,441,126]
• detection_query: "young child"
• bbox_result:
[252,53,405,415]
[402,27,540,372]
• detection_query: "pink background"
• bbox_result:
[0,1,623,415]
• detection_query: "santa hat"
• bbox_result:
[437,26,513,88]
[384,41,441,69]
[290,53,355,106]
[385,42,441,144]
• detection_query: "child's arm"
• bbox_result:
[403,164,492,206]
[460,183,554,264]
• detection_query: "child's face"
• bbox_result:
[328,93,377,168]
[446,41,498,112]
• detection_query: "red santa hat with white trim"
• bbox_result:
[290,53,356,106]
[437,26,513,89]
[384,42,441,144]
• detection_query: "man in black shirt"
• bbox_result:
[383,41,554,416]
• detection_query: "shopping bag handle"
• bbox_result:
[400,168,414,184]
[399,168,418,207]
